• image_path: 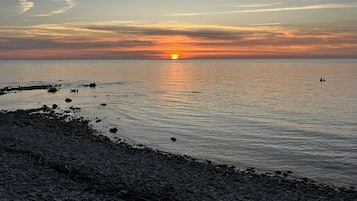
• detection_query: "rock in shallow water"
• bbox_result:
[109,127,118,133]
[47,86,58,93]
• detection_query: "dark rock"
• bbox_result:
[275,171,282,175]
[65,98,72,103]
[95,119,102,123]
[83,83,97,88]
[52,104,58,109]
[47,85,58,93]
[70,106,81,112]
[1,85,56,95]
[109,127,118,133]
[100,103,107,106]
[170,137,177,142]
[246,167,255,173]
[70,89,78,93]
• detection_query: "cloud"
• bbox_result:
[250,22,282,26]
[235,2,283,8]
[35,0,74,17]
[81,23,266,41]
[18,0,34,14]
[236,3,357,13]
[1,21,357,59]
[169,3,357,16]
[0,36,154,51]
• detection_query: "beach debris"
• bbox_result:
[65,98,72,103]
[95,119,102,123]
[170,137,177,142]
[109,127,118,133]
[52,104,59,109]
[100,103,107,106]
[70,89,79,93]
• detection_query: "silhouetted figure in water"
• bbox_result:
[320,77,326,82]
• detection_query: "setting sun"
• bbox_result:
[170,53,179,60]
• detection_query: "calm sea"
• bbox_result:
[1,59,356,187]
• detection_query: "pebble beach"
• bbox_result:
[1,106,356,201]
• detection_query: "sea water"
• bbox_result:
[0,59,356,187]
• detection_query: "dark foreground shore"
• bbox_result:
[1,107,356,201]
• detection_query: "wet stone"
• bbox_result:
[1,108,357,201]
[109,127,118,133]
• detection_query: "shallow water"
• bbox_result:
[1,59,356,187]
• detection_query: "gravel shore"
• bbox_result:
[1,107,356,201]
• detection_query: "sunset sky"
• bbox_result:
[1,0,357,59]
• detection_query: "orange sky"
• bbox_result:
[1,1,357,59]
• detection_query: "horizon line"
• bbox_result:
[1,56,357,61]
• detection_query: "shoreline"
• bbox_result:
[1,107,356,200]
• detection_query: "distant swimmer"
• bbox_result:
[320,77,326,82]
